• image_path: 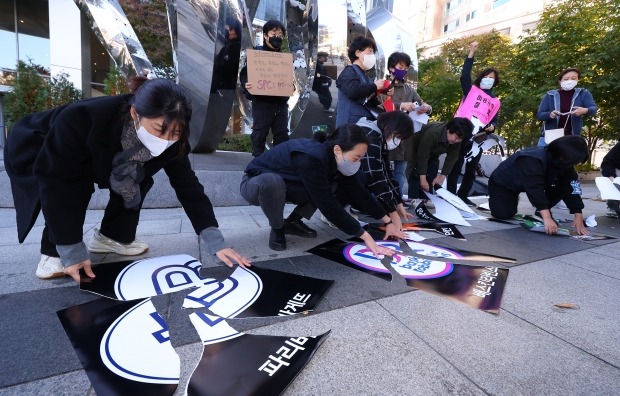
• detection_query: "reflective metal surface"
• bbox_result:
[73,0,153,77]
[76,0,416,151]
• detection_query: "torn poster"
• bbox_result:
[182,266,333,318]
[416,192,471,226]
[368,222,466,241]
[186,312,330,396]
[307,239,396,281]
[404,240,516,263]
[595,176,620,200]
[520,219,615,241]
[57,298,179,396]
[80,254,210,301]
[307,239,508,313]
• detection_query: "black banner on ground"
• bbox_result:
[307,239,508,314]
[368,222,466,241]
[57,298,179,396]
[183,266,334,318]
[187,312,330,396]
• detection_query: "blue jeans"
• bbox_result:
[392,160,407,197]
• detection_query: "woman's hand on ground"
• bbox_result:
[64,259,95,283]
[216,248,252,268]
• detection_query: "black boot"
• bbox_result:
[269,227,287,251]
[284,215,318,238]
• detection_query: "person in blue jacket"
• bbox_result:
[240,124,407,253]
[536,68,598,146]
[446,41,499,206]
[335,36,388,128]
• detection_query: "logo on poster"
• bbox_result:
[344,241,455,279]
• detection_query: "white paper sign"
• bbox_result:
[595,177,620,200]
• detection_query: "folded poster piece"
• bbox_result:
[307,239,508,314]
[182,266,333,318]
[369,222,466,241]
[520,219,615,241]
[435,187,476,216]
[595,177,620,200]
[404,240,516,264]
[416,192,471,226]
[80,254,214,301]
[186,312,330,396]
[57,298,179,396]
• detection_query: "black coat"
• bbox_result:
[245,138,385,235]
[4,94,218,245]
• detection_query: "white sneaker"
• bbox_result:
[606,207,619,219]
[35,255,66,279]
[88,228,149,256]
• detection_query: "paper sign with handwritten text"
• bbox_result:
[246,49,294,96]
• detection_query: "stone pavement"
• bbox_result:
[1,150,620,395]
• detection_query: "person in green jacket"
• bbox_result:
[403,118,474,202]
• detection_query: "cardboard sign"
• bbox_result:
[456,85,500,126]
[246,49,294,96]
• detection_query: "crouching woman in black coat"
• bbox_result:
[4,77,250,282]
[240,124,407,255]
[488,135,589,235]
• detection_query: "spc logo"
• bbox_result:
[343,241,402,273]
[344,241,455,279]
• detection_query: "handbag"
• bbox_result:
[543,97,574,144]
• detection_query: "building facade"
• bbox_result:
[413,0,555,57]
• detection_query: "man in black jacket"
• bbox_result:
[239,20,290,157]
[312,52,333,112]
[601,142,620,218]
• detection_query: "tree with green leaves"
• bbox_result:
[103,66,130,95]
[4,60,81,128]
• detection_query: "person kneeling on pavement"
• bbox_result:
[600,141,620,220]
[4,77,251,282]
[240,124,408,254]
[488,135,589,235]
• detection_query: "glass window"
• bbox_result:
[493,0,510,8]
[16,0,50,69]
[0,0,17,71]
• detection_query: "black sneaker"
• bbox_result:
[269,228,287,251]
[284,218,318,238]
[460,197,477,207]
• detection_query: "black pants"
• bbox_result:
[313,87,332,110]
[488,177,563,220]
[447,145,482,199]
[251,101,289,157]
[41,186,150,257]
[406,161,438,199]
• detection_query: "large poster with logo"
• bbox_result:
[186,312,329,396]
[81,256,333,318]
[57,298,180,396]
[308,239,509,313]
[182,266,333,318]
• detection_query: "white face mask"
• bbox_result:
[480,77,495,90]
[560,80,578,91]
[336,153,362,176]
[135,119,174,157]
[386,137,401,151]
[361,53,376,70]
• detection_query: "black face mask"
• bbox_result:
[268,36,283,49]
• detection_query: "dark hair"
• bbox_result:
[347,36,377,62]
[557,68,581,81]
[317,51,329,58]
[446,117,474,141]
[263,20,286,36]
[387,52,411,70]
[547,135,588,166]
[473,67,500,88]
[226,18,242,37]
[315,124,369,151]
[376,111,413,141]
[130,78,192,155]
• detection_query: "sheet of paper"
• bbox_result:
[595,177,620,200]
[422,192,471,226]
[409,109,429,132]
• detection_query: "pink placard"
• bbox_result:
[455,85,501,125]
